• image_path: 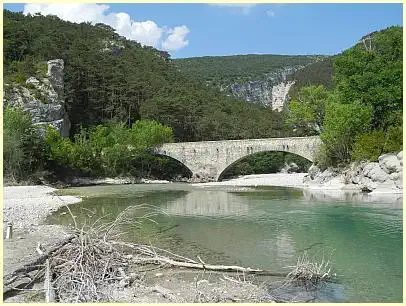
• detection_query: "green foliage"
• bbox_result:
[45,120,174,177]
[352,131,386,162]
[383,125,403,153]
[287,85,330,135]
[174,54,324,87]
[352,124,403,162]
[3,106,46,182]
[333,26,402,129]
[321,102,373,165]
[288,57,334,99]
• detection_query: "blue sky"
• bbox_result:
[5,3,403,58]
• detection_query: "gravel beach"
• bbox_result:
[3,185,82,230]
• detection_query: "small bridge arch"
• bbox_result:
[154,136,321,182]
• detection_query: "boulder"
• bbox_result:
[389,171,402,181]
[378,153,401,174]
[362,162,389,183]
[397,151,403,166]
[280,162,299,174]
[287,162,299,173]
[307,165,320,180]
[394,176,403,189]
[359,176,377,192]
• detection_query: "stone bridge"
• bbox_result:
[154,136,321,182]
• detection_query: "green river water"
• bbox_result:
[49,183,403,302]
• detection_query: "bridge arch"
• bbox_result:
[151,153,194,179]
[217,150,312,181]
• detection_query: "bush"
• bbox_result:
[384,125,402,153]
[4,106,46,182]
[352,131,386,162]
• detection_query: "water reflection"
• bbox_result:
[162,190,249,217]
[302,189,403,208]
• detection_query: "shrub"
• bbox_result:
[384,125,402,153]
[4,106,46,182]
[352,131,386,162]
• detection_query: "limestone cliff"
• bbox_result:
[4,59,71,137]
[220,66,304,111]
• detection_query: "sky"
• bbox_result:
[4,3,403,58]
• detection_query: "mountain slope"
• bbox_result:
[174,54,330,110]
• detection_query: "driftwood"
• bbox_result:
[130,256,287,276]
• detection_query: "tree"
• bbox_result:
[320,102,372,165]
[287,85,330,135]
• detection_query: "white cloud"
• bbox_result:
[23,3,189,51]
[162,25,190,51]
[209,3,257,14]
[266,10,275,17]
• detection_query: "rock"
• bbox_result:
[225,66,305,111]
[397,151,403,166]
[47,59,64,97]
[362,162,389,183]
[394,176,403,189]
[26,77,40,86]
[359,176,377,192]
[287,162,299,173]
[372,179,399,193]
[389,171,401,181]
[280,162,299,174]
[308,165,320,180]
[316,168,337,184]
[5,59,70,137]
[378,153,401,174]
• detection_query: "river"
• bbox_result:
[48,183,403,302]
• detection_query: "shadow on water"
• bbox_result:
[49,184,402,302]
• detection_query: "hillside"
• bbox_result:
[4,10,288,143]
[174,54,330,110]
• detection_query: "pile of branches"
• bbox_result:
[4,205,160,302]
[285,250,333,290]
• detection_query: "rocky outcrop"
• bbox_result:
[221,66,303,111]
[5,59,70,137]
[304,152,403,193]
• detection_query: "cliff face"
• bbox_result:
[219,65,309,111]
[4,59,71,137]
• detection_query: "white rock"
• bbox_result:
[378,153,401,174]
[397,151,403,166]
[359,176,378,192]
[389,171,401,181]
[363,162,389,183]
